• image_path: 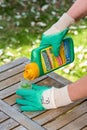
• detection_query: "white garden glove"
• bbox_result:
[42,85,73,109]
[40,13,75,57]
[16,84,73,111]
[44,13,75,35]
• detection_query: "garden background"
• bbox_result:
[0,0,87,82]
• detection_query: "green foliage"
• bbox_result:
[0,0,87,81]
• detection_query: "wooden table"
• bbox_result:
[0,57,87,130]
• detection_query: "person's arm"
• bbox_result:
[67,0,87,21]
[68,75,87,101]
[16,0,87,112]
[44,0,87,36]
[66,0,87,101]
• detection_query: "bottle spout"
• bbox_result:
[23,62,39,80]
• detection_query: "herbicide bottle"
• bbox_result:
[23,37,74,80]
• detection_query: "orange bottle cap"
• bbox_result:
[23,62,39,80]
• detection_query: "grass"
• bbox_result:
[0,1,87,82]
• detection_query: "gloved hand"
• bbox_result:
[40,13,75,56]
[16,84,72,111]
[41,28,68,57]
[16,84,51,111]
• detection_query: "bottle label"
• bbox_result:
[41,41,71,73]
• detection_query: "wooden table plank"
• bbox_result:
[13,125,28,130]
[12,104,21,112]
[47,72,72,85]
[60,113,87,130]
[32,99,84,125]
[0,118,19,130]
[0,99,46,130]
[0,57,87,130]
[43,101,87,130]
[0,57,28,73]
[0,83,19,99]
[4,94,18,105]
[0,111,9,123]
[0,64,25,81]
[23,111,45,119]
[0,72,23,90]
[37,76,63,88]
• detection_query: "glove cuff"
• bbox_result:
[44,13,75,35]
[54,85,73,107]
[42,85,73,109]
[53,13,75,31]
[42,87,57,109]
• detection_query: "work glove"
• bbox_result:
[40,13,75,56]
[16,84,72,111]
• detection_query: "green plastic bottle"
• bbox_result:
[23,37,74,80]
